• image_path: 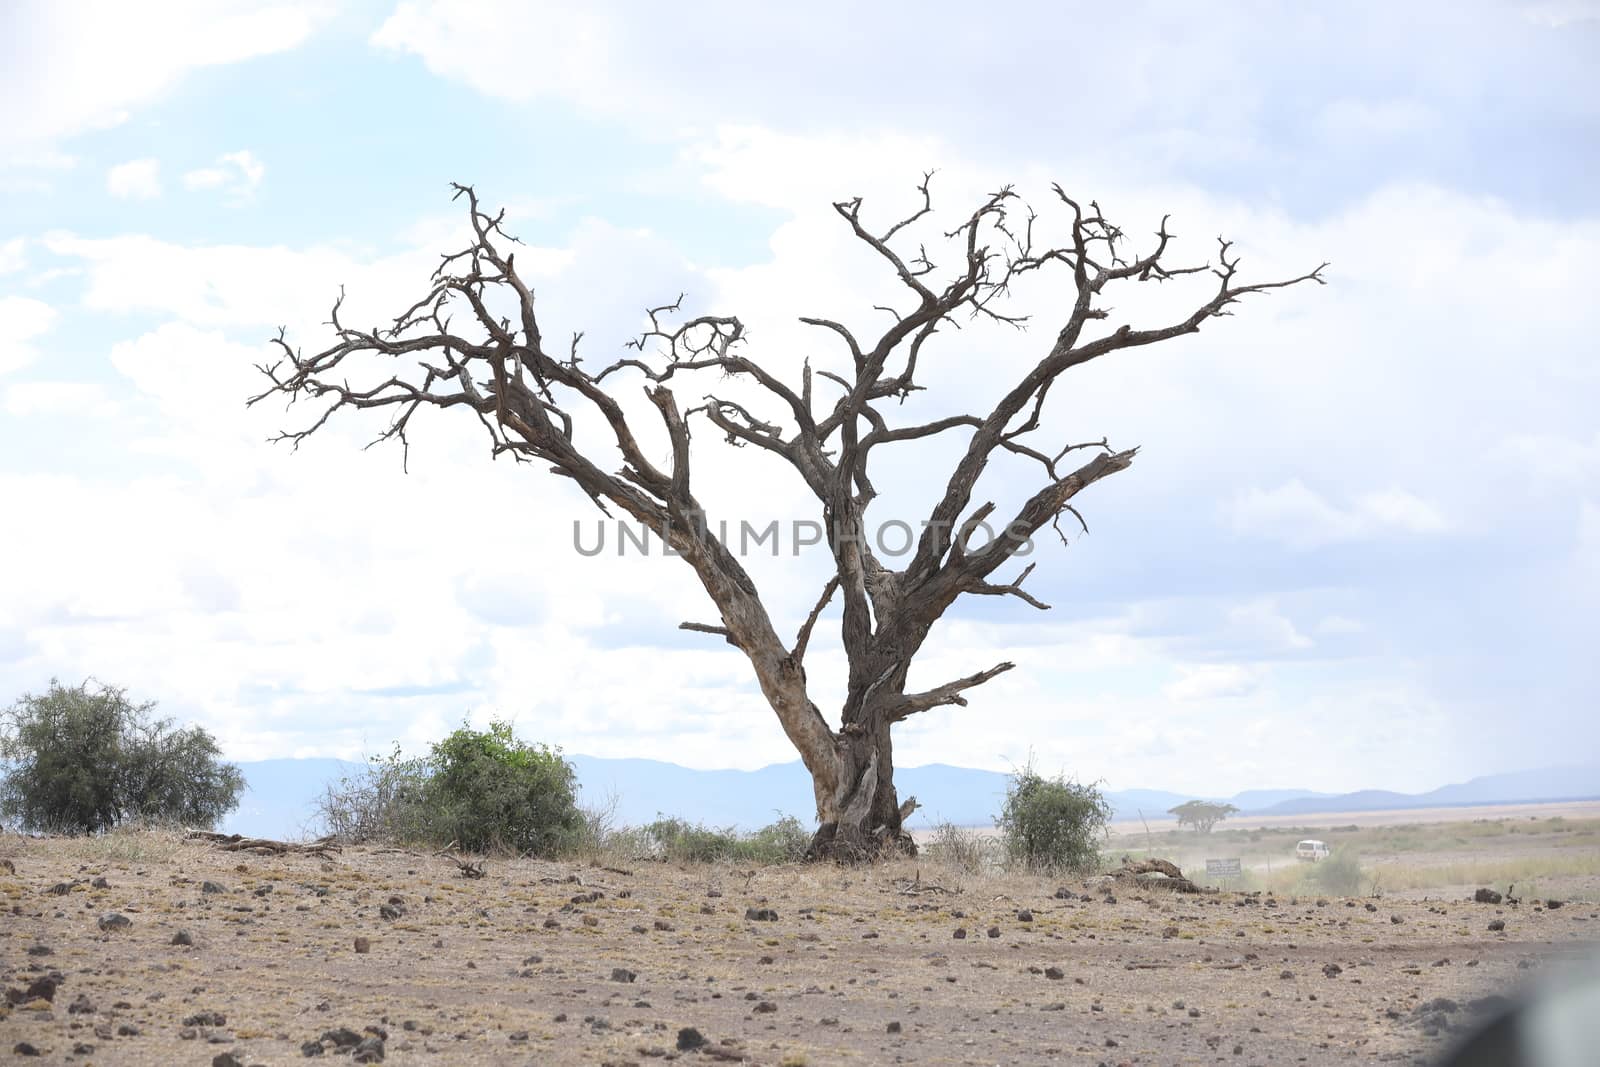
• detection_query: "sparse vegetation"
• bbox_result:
[996,762,1111,873]
[1309,846,1366,895]
[641,814,811,865]
[0,678,243,834]
[926,821,992,874]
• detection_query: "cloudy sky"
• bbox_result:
[1,0,1595,799]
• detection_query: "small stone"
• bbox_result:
[201,881,227,894]
[352,1035,385,1063]
[97,912,131,931]
[321,1027,362,1049]
[25,945,52,956]
[24,976,58,1002]
[886,1020,902,1034]
[185,1011,227,1027]
[1488,920,1505,932]
[753,1001,777,1014]
[300,1040,325,1057]
[353,937,371,953]
[91,876,110,889]
[172,929,196,946]
[1017,909,1034,922]
[212,1054,245,1067]
[610,968,637,983]
[13,1043,41,1057]
[986,926,1001,938]
[116,1023,141,1036]
[67,993,95,1014]
[1044,966,1065,980]
[744,907,778,921]
[676,1027,708,1051]
[1390,914,1404,924]
[1322,963,1343,978]
[952,927,967,939]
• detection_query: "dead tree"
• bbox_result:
[251,179,1323,860]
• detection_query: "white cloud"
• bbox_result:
[3,381,119,418]
[0,238,25,274]
[0,295,57,375]
[1228,479,1450,548]
[1164,663,1260,702]
[1,2,328,160]
[106,158,161,199]
[1226,599,1314,652]
[182,150,265,199]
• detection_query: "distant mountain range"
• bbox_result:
[217,756,1600,842]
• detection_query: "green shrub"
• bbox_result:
[1309,847,1365,896]
[317,721,580,857]
[996,762,1111,873]
[0,679,243,835]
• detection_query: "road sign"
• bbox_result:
[1206,858,1242,879]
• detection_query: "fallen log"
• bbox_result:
[1113,857,1212,894]
[187,831,340,858]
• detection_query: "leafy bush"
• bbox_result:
[0,679,243,835]
[996,762,1111,873]
[1309,847,1365,896]
[317,721,581,857]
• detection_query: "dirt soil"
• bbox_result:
[2,834,1596,1066]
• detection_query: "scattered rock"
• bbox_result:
[886,1020,902,1034]
[213,1054,245,1067]
[321,1028,362,1049]
[1017,909,1034,922]
[185,1011,227,1027]
[610,968,637,983]
[1488,920,1506,932]
[352,1035,385,1063]
[744,907,778,922]
[986,926,1001,938]
[172,930,196,946]
[676,1027,708,1051]
[1322,963,1343,978]
[12,1042,42,1057]
[201,881,227,895]
[752,1001,777,1014]
[24,976,59,1002]
[1473,888,1502,905]
[1044,966,1065,980]
[353,937,371,953]
[952,927,967,939]
[90,876,110,889]
[97,912,131,932]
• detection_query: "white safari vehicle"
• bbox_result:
[1295,839,1331,862]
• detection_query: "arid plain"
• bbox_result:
[3,809,1597,1066]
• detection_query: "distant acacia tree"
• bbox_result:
[255,178,1321,858]
[0,679,243,835]
[1168,800,1239,834]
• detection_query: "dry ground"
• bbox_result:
[2,830,1597,1067]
